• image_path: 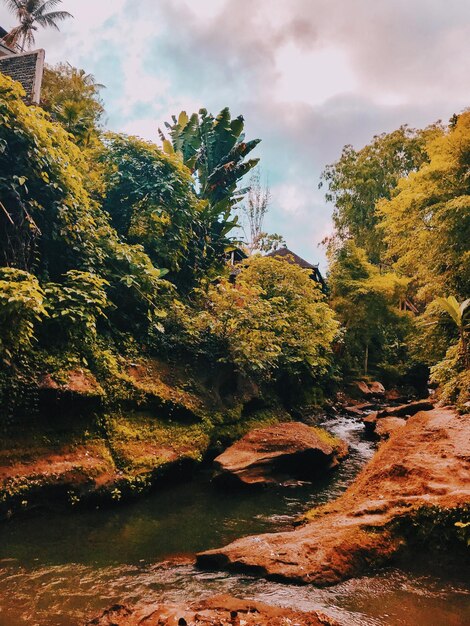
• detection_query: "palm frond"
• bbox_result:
[2,0,22,15]
[35,10,72,29]
[37,0,65,13]
[435,296,462,327]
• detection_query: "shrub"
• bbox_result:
[0,268,46,360]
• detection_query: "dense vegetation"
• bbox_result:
[322,114,470,406]
[0,68,338,427]
[0,56,468,434]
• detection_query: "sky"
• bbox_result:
[1,0,470,269]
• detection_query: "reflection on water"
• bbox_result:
[0,415,468,625]
[0,560,468,626]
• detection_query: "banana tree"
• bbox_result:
[159,108,260,254]
[435,296,470,367]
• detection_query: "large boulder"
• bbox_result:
[87,594,339,626]
[198,408,470,585]
[212,422,347,487]
[348,380,385,399]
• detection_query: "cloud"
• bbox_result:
[1,0,469,269]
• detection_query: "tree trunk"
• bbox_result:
[364,343,369,375]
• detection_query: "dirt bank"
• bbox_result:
[0,358,292,520]
[197,407,470,585]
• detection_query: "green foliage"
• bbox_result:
[172,256,339,381]
[378,113,470,302]
[430,344,470,408]
[98,133,205,284]
[325,114,470,396]
[45,270,110,346]
[160,108,261,272]
[434,296,469,367]
[0,267,46,359]
[321,125,437,264]
[0,73,168,337]
[328,242,411,378]
[41,63,104,146]
[160,107,260,214]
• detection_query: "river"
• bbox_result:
[0,415,468,625]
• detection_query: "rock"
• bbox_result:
[343,402,375,416]
[86,594,339,626]
[197,408,470,585]
[38,369,105,397]
[363,411,379,434]
[368,381,386,395]
[363,400,434,437]
[349,381,385,399]
[0,412,210,520]
[384,388,409,403]
[212,422,348,487]
[374,417,406,439]
[375,400,434,419]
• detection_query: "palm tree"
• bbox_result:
[1,0,72,52]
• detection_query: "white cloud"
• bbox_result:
[275,44,357,106]
[275,183,310,216]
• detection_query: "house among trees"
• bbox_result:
[266,246,327,292]
[0,26,44,103]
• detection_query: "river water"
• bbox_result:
[0,415,468,625]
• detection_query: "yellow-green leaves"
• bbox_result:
[175,256,339,380]
[0,268,47,359]
[378,112,470,302]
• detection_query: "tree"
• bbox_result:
[429,297,470,407]
[378,112,470,302]
[0,73,167,338]
[177,255,339,380]
[328,241,410,378]
[1,0,72,51]
[321,125,438,264]
[41,63,104,145]
[239,167,285,254]
[98,133,214,289]
[160,108,260,213]
[159,108,260,261]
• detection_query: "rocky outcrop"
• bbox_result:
[0,412,211,520]
[212,422,348,487]
[342,402,375,416]
[0,354,293,519]
[87,594,339,626]
[363,400,434,437]
[375,399,434,419]
[197,408,470,585]
[373,416,406,439]
[348,380,385,399]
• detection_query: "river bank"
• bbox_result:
[198,407,470,585]
[1,409,469,625]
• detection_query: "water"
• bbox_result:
[0,415,468,625]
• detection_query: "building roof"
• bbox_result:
[0,26,16,56]
[265,246,319,270]
[265,246,327,291]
